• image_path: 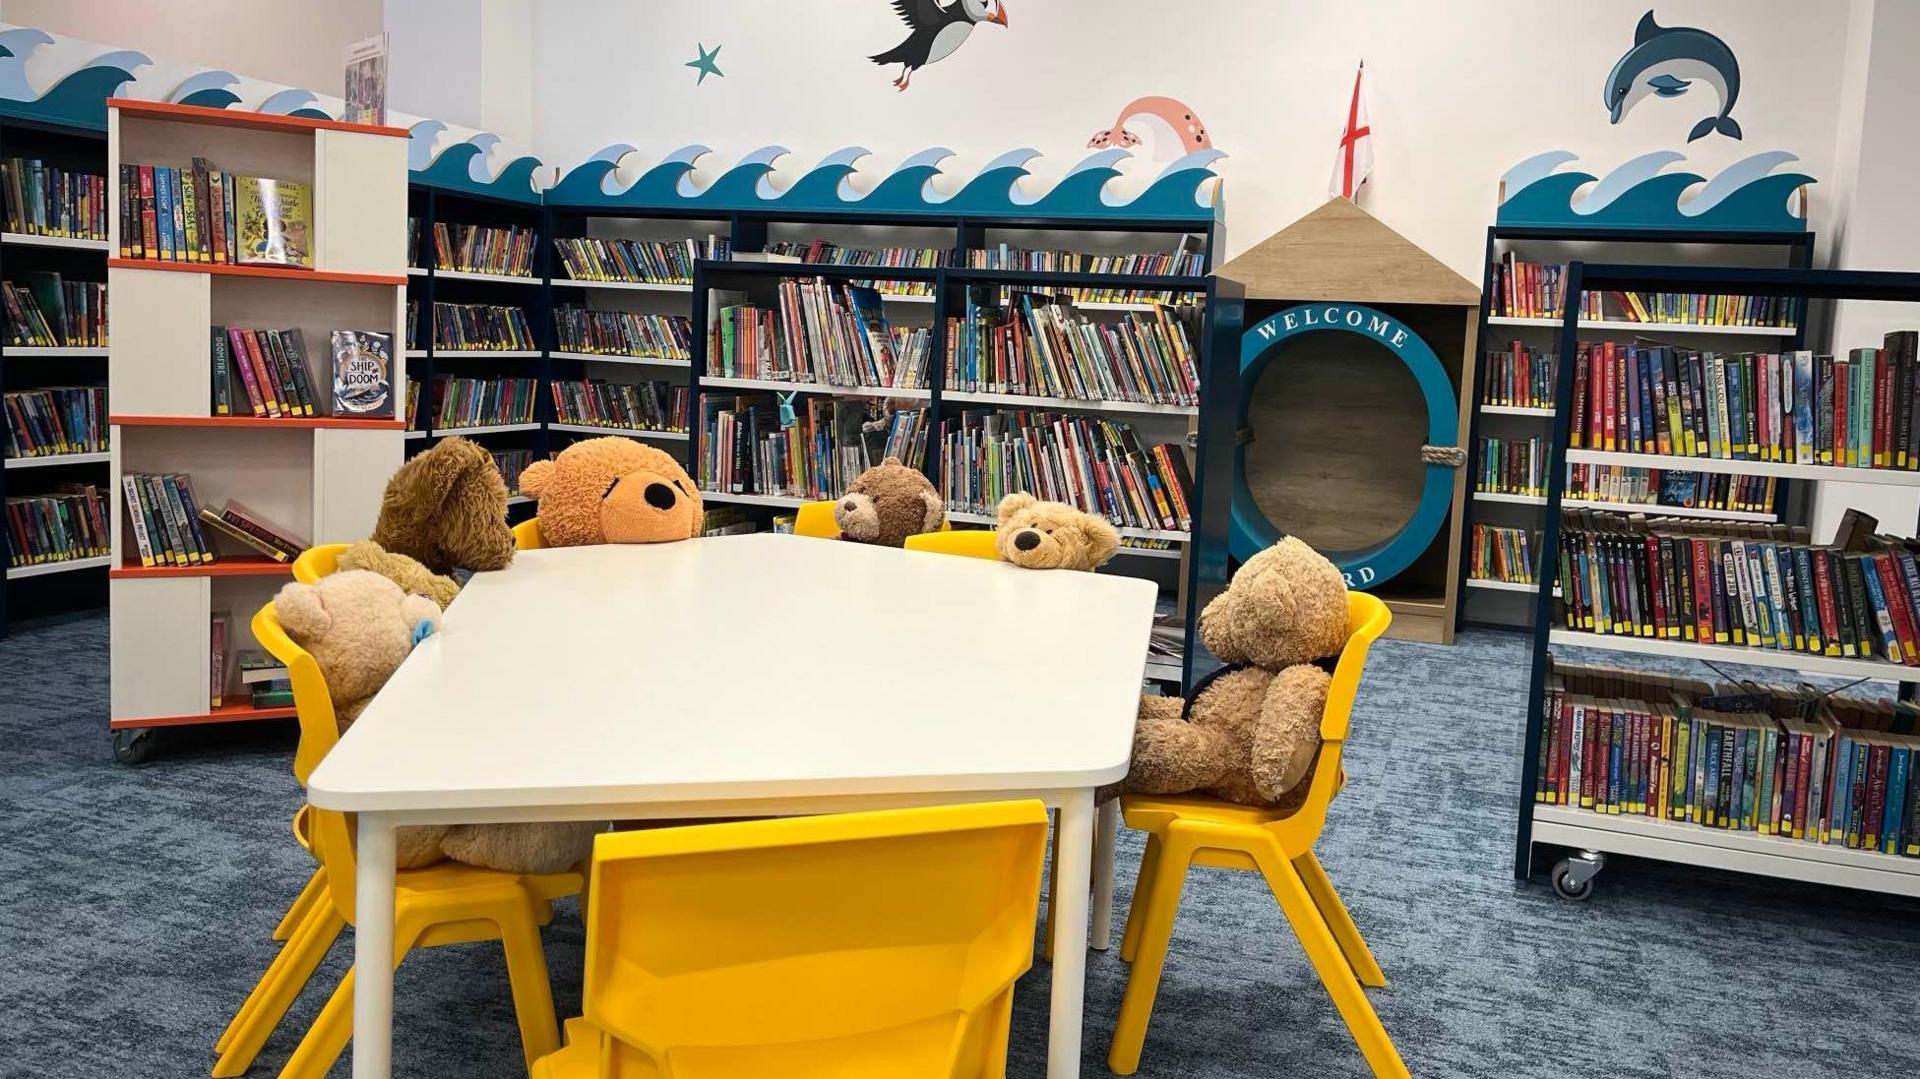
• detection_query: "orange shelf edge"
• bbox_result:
[108,258,405,287]
[110,414,404,430]
[111,703,298,730]
[107,97,409,138]
[111,557,295,579]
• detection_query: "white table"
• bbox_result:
[306,534,1157,1078]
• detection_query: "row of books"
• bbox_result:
[492,450,535,497]
[554,307,692,360]
[1570,335,1920,468]
[1,158,108,240]
[763,241,945,296]
[1481,342,1556,410]
[949,290,1200,405]
[118,161,311,268]
[209,622,292,709]
[938,410,1193,533]
[122,473,307,566]
[3,273,107,347]
[699,394,927,499]
[711,279,920,389]
[5,485,107,568]
[1568,464,1776,515]
[1476,436,1544,496]
[1469,523,1538,584]
[433,222,535,277]
[212,327,319,418]
[1492,256,1601,321]
[405,379,421,429]
[1537,664,1920,857]
[551,379,688,433]
[963,244,1205,304]
[434,302,536,352]
[431,376,538,429]
[553,236,729,285]
[1491,255,1794,326]
[4,386,105,459]
[1555,508,1920,667]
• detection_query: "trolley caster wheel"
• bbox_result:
[113,729,156,765]
[1550,850,1605,901]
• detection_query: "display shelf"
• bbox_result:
[1465,577,1550,594]
[109,702,298,731]
[547,423,688,440]
[111,414,405,430]
[3,231,109,252]
[107,258,406,287]
[1546,628,1920,683]
[1485,315,1798,336]
[1565,448,1920,486]
[429,349,543,360]
[547,351,690,368]
[110,556,295,580]
[945,509,1187,543]
[430,268,540,286]
[941,389,1195,416]
[4,451,112,470]
[7,555,113,579]
[433,422,541,436]
[554,278,692,294]
[1479,404,1552,417]
[701,376,931,401]
[3,345,108,358]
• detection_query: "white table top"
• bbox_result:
[306,534,1158,813]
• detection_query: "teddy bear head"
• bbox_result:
[994,493,1120,571]
[833,457,942,548]
[369,436,515,576]
[518,437,702,547]
[273,570,441,727]
[1199,536,1349,669]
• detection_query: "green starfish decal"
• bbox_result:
[686,43,723,85]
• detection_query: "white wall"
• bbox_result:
[525,0,1855,274]
[385,0,484,132]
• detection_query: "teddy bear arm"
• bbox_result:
[1126,714,1234,795]
[1137,693,1183,724]
[396,824,452,868]
[439,822,601,874]
[1249,663,1332,803]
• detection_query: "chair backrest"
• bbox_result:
[1288,592,1391,838]
[579,801,1048,1077]
[792,500,839,539]
[291,542,349,583]
[903,528,1000,561]
[513,517,547,550]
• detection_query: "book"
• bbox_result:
[234,176,311,267]
[237,650,289,685]
[330,330,394,417]
[342,32,390,125]
[211,612,229,708]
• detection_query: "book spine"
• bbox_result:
[210,326,232,415]
[120,474,154,566]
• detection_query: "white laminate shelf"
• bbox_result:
[946,509,1187,543]
[1566,449,1920,486]
[548,423,690,440]
[407,267,427,277]
[1547,628,1920,683]
[702,377,932,401]
[2,232,108,252]
[5,451,110,469]
[1487,316,1798,337]
[548,351,691,368]
[5,346,107,358]
[7,553,112,578]
[1464,577,1554,595]
[700,491,806,509]
[430,269,541,286]
[1479,404,1553,418]
[431,422,541,436]
[1472,490,1777,523]
[403,430,428,441]
[942,389,1197,416]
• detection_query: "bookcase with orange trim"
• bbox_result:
[104,100,407,762]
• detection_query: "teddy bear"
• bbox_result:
[369,437,516,577]
[834,457,943,547]
[1126,537,1350,810]
[994,493,1120,570]
[335,539,461,610]
[274,571,598,873]
[518,437,702,546]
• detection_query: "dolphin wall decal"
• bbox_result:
[1604,10,1743,142]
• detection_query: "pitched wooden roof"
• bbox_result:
[1214,198,1480,306]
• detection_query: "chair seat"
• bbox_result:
[396,862,583,903]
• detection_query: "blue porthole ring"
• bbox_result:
[1231,302,1459,589]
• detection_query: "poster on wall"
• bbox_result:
[342,33,388,125]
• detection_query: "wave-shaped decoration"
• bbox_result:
[409,127,543,204]
[256,88,332,120]
[545,144,1221,221]
[0,36,148,131]
[168,69,242,110]
[1498,150,1812,232]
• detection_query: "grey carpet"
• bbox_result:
[3,610,1918,1079]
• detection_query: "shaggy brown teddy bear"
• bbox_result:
[335,540,461,610]
[275,571,598,873]
[369,437,516,576]
[994,493,1120,570]
[518,437,701,546]
[834,457,943,547]
[1127,537,1350,810]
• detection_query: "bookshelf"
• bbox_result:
[1458,225,1815,630]
[0,114,112,637]
[105,99,407,762]
[1514,263,1920,901]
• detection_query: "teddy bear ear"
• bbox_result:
[919,490,944,534]
[995,492,1036,527]
[518,459,556,500]
[882,456,903,468]
[274,582,330,640]
[1077,514,1121,568]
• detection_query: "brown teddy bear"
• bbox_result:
[335,540,461,610]
[369,437,516,576]
[275,571,598,873]
[834,457,943,547]
[994,493,1120,570]
[518,437,702,546]
[1126,537,1350,810]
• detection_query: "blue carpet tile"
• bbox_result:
[3,609,1919,1077]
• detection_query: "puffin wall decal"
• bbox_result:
[869,0,1009,92]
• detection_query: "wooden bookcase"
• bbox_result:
[104,100,407,760]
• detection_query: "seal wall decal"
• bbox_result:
[1604,10,1743,142]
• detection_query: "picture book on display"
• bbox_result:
[119,160,311,267]
[330,330,394,418]
[1,158,108,240]
[940,409,1193,533]
[5,484,108,568]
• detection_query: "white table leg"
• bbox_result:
[1048,789,1094,1079]
[1091,797,1118,951]
[353,813,397,1079]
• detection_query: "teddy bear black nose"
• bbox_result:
[841,499,857,512]
[1014,529,1041,551]
[644,482,677,510]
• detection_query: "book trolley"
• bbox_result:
[105,101,408,761]
[1515,263,1920,901]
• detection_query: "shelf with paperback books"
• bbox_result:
[1512,263,1920,901]
[937,409,1194,540]
[430,375,539,431]
[432,221,536,279]
[2,155,110,244]
[944,283,1201,412]
[1468,522,1538,586]
[549,379,689,436]
[3,273,108,348]
[699,392,929,502]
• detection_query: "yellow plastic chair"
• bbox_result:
[290,542,348,583]
[904,528,1000,560]
[531,800,1048,1078]
[1107,591,1405,1078]
[215,601,581,1078]
[793,499,840,539]
[514,517,547,549]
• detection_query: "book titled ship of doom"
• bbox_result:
[330,330,393,416]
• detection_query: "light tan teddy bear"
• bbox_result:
[834,457,944,547]
[274,571,598,873]
[994,493,1121,570]
[1126,537,1350,810]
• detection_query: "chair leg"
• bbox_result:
[496,903,562,1071]
[1118,833,1162,963]
[212,902,345,1078]
[1293,850,1385,987]
[1043,811,1060,963]
[1256,850,1411,1079]
[272,867,327,943]
[276,915,424,1079]
[1091,799,1118,951]
[1106,837,1192,1076]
